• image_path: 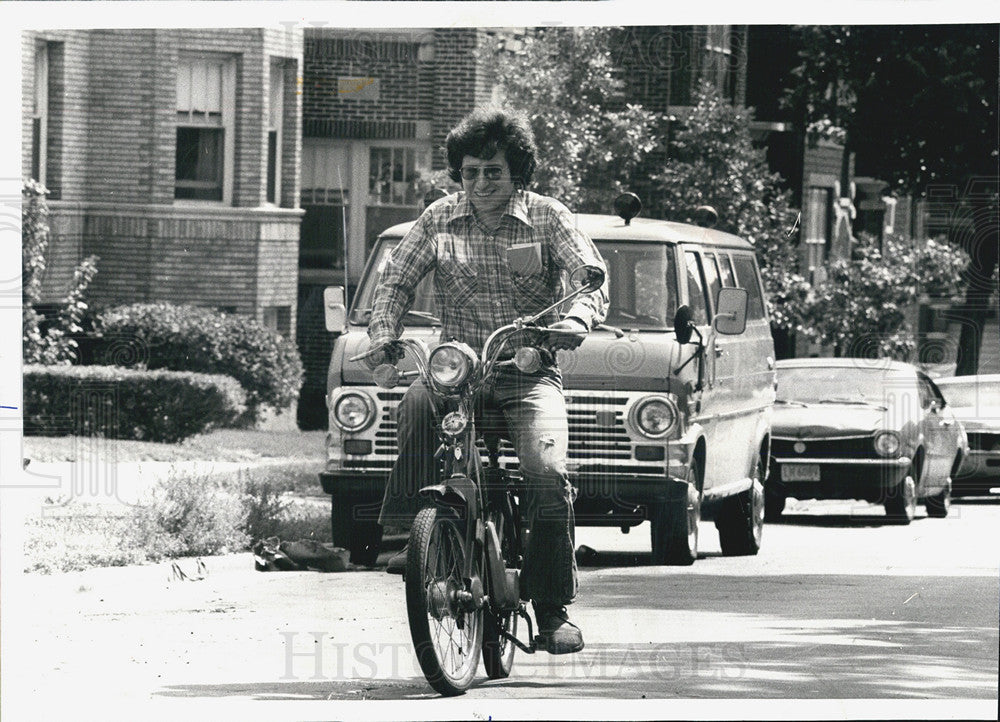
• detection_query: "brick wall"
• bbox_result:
[24,28,305,329]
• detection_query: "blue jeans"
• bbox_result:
[378,366,578,607]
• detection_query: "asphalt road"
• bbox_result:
[4,496,998,721]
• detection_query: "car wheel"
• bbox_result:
[764,483,786,522]
[925,478,951,519]
[884,474,917,525]
[331,495,382,566]
[650,459,701,566]
[716,455,765,556]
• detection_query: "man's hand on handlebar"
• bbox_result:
[545,318,588,351]
[357,340,404,371]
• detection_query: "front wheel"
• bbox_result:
[884,474,917,525]
[650,459,701,566]
[406,507,483,696]
[331,495,381,566]
[716,455,765,556]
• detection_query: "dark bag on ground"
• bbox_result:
[253,537,349,572]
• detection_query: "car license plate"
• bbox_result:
[782,464,820,482]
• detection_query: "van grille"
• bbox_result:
[341,390,665,477]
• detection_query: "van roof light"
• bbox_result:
[693,205,718,228]
[614,192,642,225]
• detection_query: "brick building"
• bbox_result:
[22,28,305,336]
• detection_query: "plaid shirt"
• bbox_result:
[368,190,608,353]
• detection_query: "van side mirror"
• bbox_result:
[674,305,694,345]
[713,287,748,335]
[324,286,347,333]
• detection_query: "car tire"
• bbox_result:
[716,455,766,556]
[925,478,951,519]
[764,483,786,522]
[650,460,701,566]
[331,495,382,566]
[884,474,917,525]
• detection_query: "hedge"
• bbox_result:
[23,365,247,443]
[93,303,304,424]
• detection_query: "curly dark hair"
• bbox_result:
[445,106,537,187]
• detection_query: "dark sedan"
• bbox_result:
[768,358,967,524]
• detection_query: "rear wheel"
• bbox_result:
[650,459,701,566]
[925,478,952,519]
[482,609,517,679]
[406,507,482,696]
[884,474,917,524]
[331,495,381,566]
[716,454,765,556]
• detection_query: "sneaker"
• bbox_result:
[385,545,408,576]
[533,603,584,654]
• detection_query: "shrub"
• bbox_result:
[129,472,249,560]
[238,468,293,542]
[93,303,304,424]
[23,364,246,443]
[22,179,99,364]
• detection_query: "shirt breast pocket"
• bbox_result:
[437,259,479,307]
[510,267,552,312]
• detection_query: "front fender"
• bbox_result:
[420,476,479,520]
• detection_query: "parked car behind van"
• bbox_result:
[935,374,1000,496]
[321,195,777,566]
[769,358,967,523]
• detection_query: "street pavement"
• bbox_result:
[2,496,998,721]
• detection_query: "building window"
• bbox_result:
[31,42,49,185]
[267,61,284,206]
[301,140,350,271]
[368,146,428,207]
[176,55,235,203]
[702,25,740,103]
[263,306,291,337]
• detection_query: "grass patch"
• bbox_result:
[24,467,334,574]
[22,428,327,463]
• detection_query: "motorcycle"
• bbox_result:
[349,264,606,696]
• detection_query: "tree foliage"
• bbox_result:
[22,179,99,365]
[785,25,998,372]
[486,27,662,213]
[651,82,811,334]
[803,233,969,359]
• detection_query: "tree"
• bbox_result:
[22,179,99,364]
[651,82,812,351]
[485,27,663,213]
[804,233,969,359]
[784,25,998,373]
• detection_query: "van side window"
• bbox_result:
[716,252,736,287]
[684,251,709,325]
[702,252,722,315]
[730,254,766,320]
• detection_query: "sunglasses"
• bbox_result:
[460,166,507,181]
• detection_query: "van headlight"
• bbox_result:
[332,391,376,432]
[429,342,477,388]
[630,396,679,439]
[873,431,901,458]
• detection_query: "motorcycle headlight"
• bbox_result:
[631,396,679,439]
[429,343,476,388]
[332,392,375,432]
[873,431,901,458]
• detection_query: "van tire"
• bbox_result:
[716,456,765,556]
[331,495,382,566]
[650,460,701,566]
[764,484,785,522]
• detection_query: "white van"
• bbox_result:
[321,195,776,566]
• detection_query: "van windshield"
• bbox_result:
[350,238,678,330]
